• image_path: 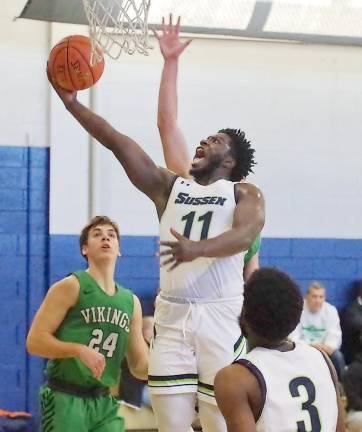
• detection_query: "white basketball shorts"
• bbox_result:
[148,295,246,405]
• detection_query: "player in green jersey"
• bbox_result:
[154,16,261,282]
[26,216,149,432]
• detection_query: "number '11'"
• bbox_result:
[181,211,213,240]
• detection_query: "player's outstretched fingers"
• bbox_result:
[159,248,175,257]
[160,256,176,267]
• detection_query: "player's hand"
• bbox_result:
[46,64,77,108]
[77,345,106,380]
[152,14,192,60]
[159,228,201,271]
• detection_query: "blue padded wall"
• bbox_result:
[260,238,362,310]
[49,236,362,315]
[0,146,49,414]
[1,145,361,415]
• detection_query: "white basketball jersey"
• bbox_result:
[241,343,338,432]
[159,177,245,299]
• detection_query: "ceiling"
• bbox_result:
[17,0,362,46]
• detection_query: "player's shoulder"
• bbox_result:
[52,274,79,289]
[234,182,264,203]
[235,181,261,193]
[216,362,256,390]
[49,274,80,298]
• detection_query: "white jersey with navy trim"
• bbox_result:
[159,176,245,300]
[241,343,338,432]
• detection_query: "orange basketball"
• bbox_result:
[48,35,105,91]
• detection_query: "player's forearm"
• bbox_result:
[128,356,148,381]
[198,228,256,258]
[26,332,83,359]
[127,345,149,381]
[66,99,164,199]
[66,98,118,151]
[157,59,191,176]
[158,58,178,128]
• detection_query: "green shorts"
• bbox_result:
[39,385,124,432]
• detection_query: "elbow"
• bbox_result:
[26,331,44,356]
[129,367,147,381]
[26,334,37,355]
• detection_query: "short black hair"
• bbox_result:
[242,268,303,342]
[218,128,256,181]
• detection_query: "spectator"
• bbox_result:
[343,280,362,364]
[343,330,362,432]
[290,281,345,379]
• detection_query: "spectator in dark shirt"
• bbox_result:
[343,280,362,364]
[343,329,362,432]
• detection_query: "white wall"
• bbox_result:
[0,2,361,238]
[0,4,49,148]
[87,37,362,238]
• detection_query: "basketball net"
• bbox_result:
[82,0,152,65]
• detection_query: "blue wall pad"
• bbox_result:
[260,238,362,309]
[1,145,361,416]
[49,235,362,313]
[0,146,49,415]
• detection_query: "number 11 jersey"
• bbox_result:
[159,177,245,300]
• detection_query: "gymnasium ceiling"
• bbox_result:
[17,0,362,47]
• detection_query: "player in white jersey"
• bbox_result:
[154,15,261,283]
[215,268,345,432]
[148,17,262,432]
[48,47,265,431]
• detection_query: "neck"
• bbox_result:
[248,335,294,352]
[86,261,116,295]
[193,171,229,186]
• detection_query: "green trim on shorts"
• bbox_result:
[234,335,247,359]
[244,234,261,264]
[148,373,198,388]
[198,381,214,398]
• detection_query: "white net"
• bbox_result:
[82,0,152,65]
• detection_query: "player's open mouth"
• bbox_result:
[192,147,205,165]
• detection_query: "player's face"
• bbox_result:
[190,133,233,178]
[82,224,120,261]
[306,288,326,312]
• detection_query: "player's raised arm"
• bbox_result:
[154,15,192,178]
[48,72,174,207]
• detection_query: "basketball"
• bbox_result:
[48,35,104,91]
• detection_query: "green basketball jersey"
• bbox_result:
[46,271,134,389]
[244,233,261,264]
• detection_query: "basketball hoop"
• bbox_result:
[82,0,152,65]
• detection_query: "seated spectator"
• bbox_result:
[343,280,362,364]
[343,330,362,432]
[290,281,345,379]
